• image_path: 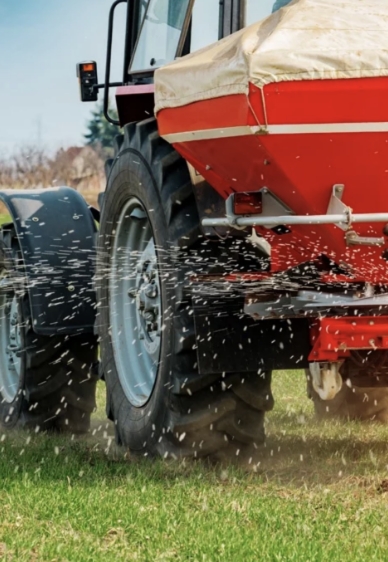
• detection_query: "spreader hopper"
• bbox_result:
[155,0,388,283]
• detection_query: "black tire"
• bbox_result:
[0,224,98,433]
[97,118,274,458]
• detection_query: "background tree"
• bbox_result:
[84,100,120,157]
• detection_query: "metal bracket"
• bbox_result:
[260,188,294,227]
[224,188,293,228]
[327,185,385,246]
[327,184,350,231]
[309,362,343,401]
[247,228,271,256]
[346,230,385,247]
[187,163,205,186]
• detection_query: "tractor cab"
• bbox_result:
[78,0,277,123]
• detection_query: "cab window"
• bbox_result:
[190,0,220,52]
[130,0,191,71]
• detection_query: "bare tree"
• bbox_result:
[0,145,104,206]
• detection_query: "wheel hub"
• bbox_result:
[110,198,162,407]
[0,288,22,403]
[133,250,161,350]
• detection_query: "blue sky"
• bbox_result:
[0,0,126,153]
[0,1,275,154]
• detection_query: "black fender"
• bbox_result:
[0,187,96,335]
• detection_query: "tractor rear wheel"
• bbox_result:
[97,118,274,458]
[0,224,98,433]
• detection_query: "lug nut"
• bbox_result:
[145,285,158,299]
[144,311,155,323]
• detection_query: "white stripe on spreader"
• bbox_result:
[161,126,262,143]
[268,122,388,134]
[161,122,388,143]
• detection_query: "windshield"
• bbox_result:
[191,0,219,52]
[130,0,191,71]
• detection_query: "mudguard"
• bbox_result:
[0,187,96,335]
[194,310,311,373]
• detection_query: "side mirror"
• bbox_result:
[76,61,98,102]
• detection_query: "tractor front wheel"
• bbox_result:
[97,118,274,458]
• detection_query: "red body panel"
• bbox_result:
[157,78,388,282]
[309,317,388,362]
[116,84,155,126]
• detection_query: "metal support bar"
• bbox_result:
[245,289,388,320]
[203,212,388,228]
[93,82,123,93]
[123,0,135,83]
[203,187,388,230]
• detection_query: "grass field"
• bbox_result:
[1,372,388,561]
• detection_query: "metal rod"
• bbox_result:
[202,213,388,228]
[104,0,127,126]
[123,0,133,84]
[93,82,123,92]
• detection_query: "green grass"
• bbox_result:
[1,373,388,561]
[0,215,10,226]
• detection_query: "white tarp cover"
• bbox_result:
[154,0,388,113]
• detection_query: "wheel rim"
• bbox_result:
[0,274,22,403]
[110,198,162,407]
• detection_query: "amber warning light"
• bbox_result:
[76,60,98,103]
[82,63,95,72]
[233,192,263,215]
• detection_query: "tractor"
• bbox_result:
[2,0,388,458]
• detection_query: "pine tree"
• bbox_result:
[84,100,120,155]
